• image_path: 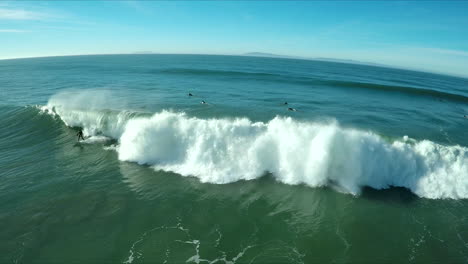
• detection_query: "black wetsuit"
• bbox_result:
[77,130,85,141]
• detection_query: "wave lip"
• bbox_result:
[44,91,468,199]
[115,111,467,199]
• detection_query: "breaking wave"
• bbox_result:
[42,92,468,199]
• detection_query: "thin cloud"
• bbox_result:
[0,29,29,33]
[0,7,47,20]
[420,47,468,57]
[364,43,468,58]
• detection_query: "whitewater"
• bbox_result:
[43,91,468,199]
[3,54,468,263]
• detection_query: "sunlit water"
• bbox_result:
[1,54,467,263]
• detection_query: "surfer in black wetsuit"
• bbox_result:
[201,100,207,104]
[188,93,193,97]
[77,129,85,141]
[288,107,296,111]
[284,102,288,105]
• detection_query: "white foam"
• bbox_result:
[115,111,467,199]
[45,90,134,139]
[79,135,111,144]
[46,92,468,199]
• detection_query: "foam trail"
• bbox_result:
[79,136,112,144]
[45,93,468,199]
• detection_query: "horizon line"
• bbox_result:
[1,52,467,80]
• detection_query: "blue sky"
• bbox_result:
[1,1,468,77]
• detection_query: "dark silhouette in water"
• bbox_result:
[201,100,207,104]
[361,186,417,204]
[288,107,297,111]
[284,102,288,105]
[188,93,193,96]
[464,115,467,119]
[77,130,85,141]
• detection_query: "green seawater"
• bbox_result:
[1,55,467,263]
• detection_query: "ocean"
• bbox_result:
[0,54,467,263]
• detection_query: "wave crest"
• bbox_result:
[116,112,467,199]
[45,93,468,199]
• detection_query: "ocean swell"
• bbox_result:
[44,96,468,200]
[154,68,468,102]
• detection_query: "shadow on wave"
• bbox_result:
[360,186,418,204]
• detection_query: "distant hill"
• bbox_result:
[132,51,154,54]
[242,52,299,59]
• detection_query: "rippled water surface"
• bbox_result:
[1,55,467,263]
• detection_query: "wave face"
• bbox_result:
[156,68,468,103]
[45,93,468,199]
[324,80,468,103]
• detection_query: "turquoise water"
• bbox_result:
[1,54,467,263]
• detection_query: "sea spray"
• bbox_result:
[116,111,467,199]
[45,90,138,138]
[44,93,468,199]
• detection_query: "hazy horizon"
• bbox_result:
[1,1,468,77]
[2,52,467,80]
